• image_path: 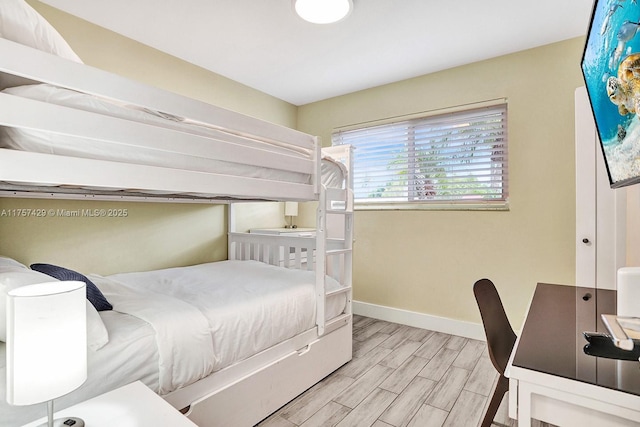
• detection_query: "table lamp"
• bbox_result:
[284,202,298,229]
[6,280,87,427]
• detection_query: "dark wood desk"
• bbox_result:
[506,283,640,426]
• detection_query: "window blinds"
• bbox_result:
[332,104,508,206]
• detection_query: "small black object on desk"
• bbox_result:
[583,331,640,361]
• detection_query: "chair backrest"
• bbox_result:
[473,278,517,375]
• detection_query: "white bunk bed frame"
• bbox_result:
[0,38,354,427]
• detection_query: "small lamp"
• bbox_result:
[284,201,299,229]
[293,0,353,24]
[6,280,87,427]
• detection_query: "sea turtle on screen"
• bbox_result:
[607,53,640,116]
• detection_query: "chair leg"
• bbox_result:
[480,374,509,427]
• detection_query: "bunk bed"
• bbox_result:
[0,5,354,426]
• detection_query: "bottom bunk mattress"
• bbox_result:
[94,260,348,393]
[0,259,348,426]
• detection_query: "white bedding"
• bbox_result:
[0,84,347,190]
[90,275,214,395]
[1,260,347,426]
[95,260,347,393]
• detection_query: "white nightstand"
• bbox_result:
[22,381,197,427]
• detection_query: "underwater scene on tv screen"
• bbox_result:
[582,0,640,186]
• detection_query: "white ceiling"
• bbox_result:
[41,0,594,106]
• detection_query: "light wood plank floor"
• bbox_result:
[257,315,554,427]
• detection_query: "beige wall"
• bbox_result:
[0,198,227,275]
[0,2,295,274]
[298,38,586,329]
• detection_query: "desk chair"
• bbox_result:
[473,278,517,427]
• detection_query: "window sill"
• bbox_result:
[354,201,510,211]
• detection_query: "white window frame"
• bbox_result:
[332,100,509,211]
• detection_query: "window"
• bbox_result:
[332,102,508,210]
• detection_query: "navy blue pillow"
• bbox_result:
[30,263,113,311]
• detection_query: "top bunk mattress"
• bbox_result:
[0,84,347,197]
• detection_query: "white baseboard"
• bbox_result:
[353,300,486,341]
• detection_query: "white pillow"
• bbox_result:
[0,256,109,349]
[0,0,83,63]
[86,300,109,351]
[0,255,28,270]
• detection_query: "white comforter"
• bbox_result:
[89,275,213,395]
[91,260,346,395]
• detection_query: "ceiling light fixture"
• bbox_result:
[293,0,353,24]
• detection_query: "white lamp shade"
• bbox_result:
[294,0,353,24]
[6,281,87,406]
[284,201,299,217]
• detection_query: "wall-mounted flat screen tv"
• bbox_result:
[582,0,640,188]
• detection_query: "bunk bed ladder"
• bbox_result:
[315,184,354,336]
